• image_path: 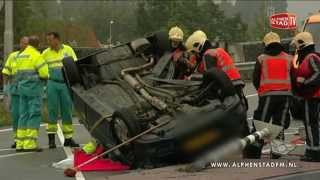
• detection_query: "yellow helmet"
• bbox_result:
[263,32,280,46]
[193,30,207,40]
[292,32,314,50]
[185,32,207,53]
[168,26,184,41]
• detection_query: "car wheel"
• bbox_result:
[111,108,142,166]
[62,56,81,86]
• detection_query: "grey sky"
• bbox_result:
[287,1,320,25]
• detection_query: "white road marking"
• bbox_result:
[0,128,13,133]
[57,124,86,180]
[0,152,34,158]
[0,148,13,152]
[245,93,258,98]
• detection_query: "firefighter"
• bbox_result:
[185,30,247,109]
[168,26,191,79]
[15,36,49,152]
[42,32,79,148]
[2,36,29,148]
[292,32,320,162]
[188,30,208,73]
[252,32,293,159]
[185,31,260,158]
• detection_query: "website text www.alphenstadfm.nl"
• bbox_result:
[210,161,297,168]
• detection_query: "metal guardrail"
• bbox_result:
[235,61,255,71]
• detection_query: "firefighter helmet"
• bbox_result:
[185,32,207,53]
[193,30,207,40]
[168,26,184,41]
[263,32,281,46]
[292,32,314,50]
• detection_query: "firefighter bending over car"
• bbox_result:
[185,30,248,110]
[184,30,259,158]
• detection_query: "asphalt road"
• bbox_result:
[0,83,317,180]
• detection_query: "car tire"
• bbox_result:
[111,107,142,167]
[130,38,151,55]
[62,57,81,86]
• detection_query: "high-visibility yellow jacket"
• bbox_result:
[42,44,77,68]
[15,45,49,96]
[2,51,21,94]
[42,44,77,82]
[2,51,20,76]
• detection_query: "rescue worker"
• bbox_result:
[188,30,208,73]
[42,32,79,148]
[292,32,320,162]
[15,35,49,152]
[168,26,191,79]
[2,36,29,148]
[252,32,293,159]
[185,30,247,109]
[185,31,259,158]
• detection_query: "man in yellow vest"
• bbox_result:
[2,36,29,148]
[15,36,49,152]
[42,32,79,148]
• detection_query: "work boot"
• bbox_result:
[48,134,57,149]
[242,140,264,159]
[11,142,16,149]
[64,138,79,147]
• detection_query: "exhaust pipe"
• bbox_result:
[120,55,168,111]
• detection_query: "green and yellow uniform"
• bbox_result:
[41,44,77,139]
[15,45,49,150]
[2,51,21,141]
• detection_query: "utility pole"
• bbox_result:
[4,0,13,61]
[109,20,114,47]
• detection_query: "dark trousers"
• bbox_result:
[254,95,291,132]
[303,99,320,154]
[250,95,291,158]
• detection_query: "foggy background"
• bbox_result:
[0,0,319,47]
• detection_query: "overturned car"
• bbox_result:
[63,32,247,168]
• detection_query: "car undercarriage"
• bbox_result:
[63,31,246,168]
